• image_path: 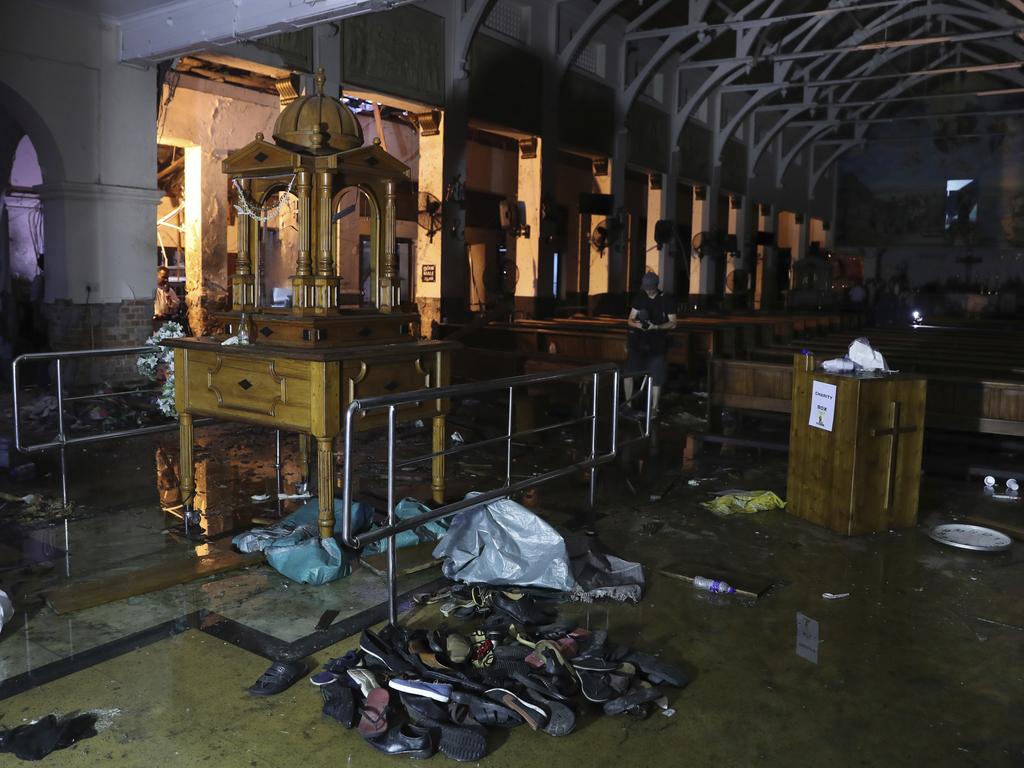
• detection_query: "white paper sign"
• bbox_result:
[809,380,837,432]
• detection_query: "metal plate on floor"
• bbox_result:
[929,524,1012,553]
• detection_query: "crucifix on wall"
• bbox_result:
[955,249,982,285]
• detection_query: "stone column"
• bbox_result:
[514,136,542,318]
[754,204,778,310]
[414,109,445,334]
[688,178,721,310]
[645,175,663,275]
[586,157,613,313]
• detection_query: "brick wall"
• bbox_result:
[42,299,154,386]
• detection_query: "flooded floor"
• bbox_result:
[1,394,1023,766]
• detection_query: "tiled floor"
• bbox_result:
[2,407,1024,765]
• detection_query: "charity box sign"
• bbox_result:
[808,380,837,432]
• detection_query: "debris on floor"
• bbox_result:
[701,490,786,516]
[433,495,644,603]
[305,597,688,760]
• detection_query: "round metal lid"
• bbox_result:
[928,523,1013,553]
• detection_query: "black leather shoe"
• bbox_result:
[365,723,436,759]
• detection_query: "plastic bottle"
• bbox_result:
[692,576,735,595]
[0,590,13,633]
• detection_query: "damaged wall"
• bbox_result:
[159,75,280,333]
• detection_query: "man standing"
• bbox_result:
[153,266,181,328]
[623,271,676,416]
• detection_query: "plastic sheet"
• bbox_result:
[701,490,786,516]
[432,495,575,591]
[265,535,349,585]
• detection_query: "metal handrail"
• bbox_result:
[339,363,648,624]
[12,346,182,508]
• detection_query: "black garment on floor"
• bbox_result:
[0,713,98,761]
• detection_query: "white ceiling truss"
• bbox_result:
[555,0,1024,196]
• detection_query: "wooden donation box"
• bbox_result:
[786,354,927,535]
[165,70,456,540]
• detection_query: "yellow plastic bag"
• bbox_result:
[701,490,786,516]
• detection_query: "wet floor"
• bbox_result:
[1,392,1023,766]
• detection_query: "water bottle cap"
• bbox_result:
[1007,478,1019,491]
[984,475,996,487]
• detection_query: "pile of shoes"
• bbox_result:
[309,592,688,761]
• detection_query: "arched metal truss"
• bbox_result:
[491,0,1024,201]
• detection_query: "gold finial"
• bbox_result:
[373,137,381,146]
[311,131,323,149]
[314,68,326,95]
[256,131,264,141]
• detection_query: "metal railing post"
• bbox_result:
[274,429,282,514]
[588,371,599,509]
[505,386,514,487]
[335,363,647,625]
[55,358,68,509]
[386,405,398,626]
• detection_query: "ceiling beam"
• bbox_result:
[118,0,421,64]
[789,107,1024,127]
[720,60,1024,92]
[676,26,1024,69]
[625,0,923,42]
[756,86,1024,111]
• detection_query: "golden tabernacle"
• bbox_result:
[164,70,456,539]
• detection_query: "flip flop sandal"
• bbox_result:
[510,671,571,703]
[524,689,576,737]
[574,669,617,703]
[358,687,390,737]
[485,688,549,731]
[321,682,355,727]
[401,693,488,762]
[571,656,620,673]
[449,690,524,729]
[248,660,307,696]
[603,684,664,716]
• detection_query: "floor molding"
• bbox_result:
[0,575,447,702]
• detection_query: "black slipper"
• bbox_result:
[401,694,488,762]
[620,650,689,688]
[574,669,617,703]
[603,685,663,716]
[449,690,523,728]
[249,660,306,696]
[511,671,572,702]
[524,689,576,737]
[321,682,355,727]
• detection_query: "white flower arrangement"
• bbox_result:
[137,321,185,417]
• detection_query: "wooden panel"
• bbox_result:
[787,356,926,535]
[342,352,441,428]
[185,350,313,431]
[851,378,926,535]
